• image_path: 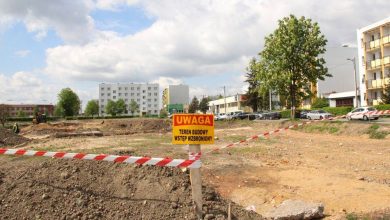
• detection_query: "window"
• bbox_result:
[107,93,111,96]
[101,93,104,96]
[143,102,146,105]
[137,87,140,91]
[131,87,134,90]
[101,99,104,103]
[371,35,375,41]
[101,105,104,108]
[113,90,116,94]
[148,104,151,107]
[118,87,121,90]
[373,54,376,60]
[125,87,128,90]
[148,87,151,90]
[148,93,151,96]
[143,96,146,99]
[154,92,158,96]
[118,93,121,96]
[374,92,378,99]
[154,87,158,90]
[131,93,134,96]
[125,93,128,96]
[154,110,158,113]
[143,90,146,93]
[137,93,140,96]
[101,87,104,90]
[107,87,110,91]
[125,99,128,102]
[154,104,158,107]
[154,98,157,102]
[113,96,116,99]
[137,99,140,102]
[147,99,151,102]
[374,72,377,80]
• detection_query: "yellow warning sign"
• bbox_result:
[172,114,214,145]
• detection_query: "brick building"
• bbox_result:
[1,104,55,117]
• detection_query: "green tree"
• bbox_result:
[381,83,390,104]
[116,99,126,115]
[129,100,139,116]
[34,105,40,115]
[105,100,117,116]
[199,97,210,113]
[57,88,81,117]
[0,104,9,127]
[244,58,261,112]
[159,108,168,118]
[85,100,99,116]
[17,110,27,117]
[189,96,199,113]
[54,106,64,117]
[311,97,329,108]
[256,15,330,118]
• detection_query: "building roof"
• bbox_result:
[328,91,358,99]
[357,16,390,33]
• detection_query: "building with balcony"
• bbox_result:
[99,83,160,116]
[357,17,390,106]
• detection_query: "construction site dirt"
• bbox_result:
[1,118,390,219]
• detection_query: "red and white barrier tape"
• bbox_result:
[347,110,390,116]
[206,115,346,154]
[0,148,201,168]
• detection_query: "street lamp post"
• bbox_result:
[347,57,359,108]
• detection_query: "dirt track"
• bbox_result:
[1,118,390,219]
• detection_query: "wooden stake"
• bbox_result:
[189,144,202,220]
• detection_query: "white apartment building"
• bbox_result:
[162,85,190,106]
[357,17,390,106]
[208,94,252,114]
[99,83,160,116]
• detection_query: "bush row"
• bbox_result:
[375,104,390,110]
[6,115,161,122]
[7,117,61,122]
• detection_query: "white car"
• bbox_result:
[346,107,379,121]
[215,113,227,120]
[306,110,333,120]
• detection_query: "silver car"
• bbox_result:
[346,107,379,121]
[306,110,333,120]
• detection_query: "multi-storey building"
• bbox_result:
[99,83,160,116]
[162,85,189,114]
[208,94,251,114]
[0,104,54,117]
[357,17,390,106]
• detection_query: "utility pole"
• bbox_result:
[269,89,272,111]
[347,57,359,107]
[223,86,227,114]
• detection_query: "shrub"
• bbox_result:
[375,104,390,110]
[322,107,353,116]
[280,110,291,118]
[366,124,388,139]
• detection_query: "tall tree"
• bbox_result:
[57,88,81,117]
[116,99,126,115]
[0,104,9,127]
[105,100,117,116]
[189,96,199,113]
[244,58,260,112]
[199,97,210,113]
[85,100,99,116]
[256,15,330,118]
[129,100,139,116]
[381,83,390,104]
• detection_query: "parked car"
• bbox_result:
[231,112,256,120]
[346,107,379,121]
[214,112,227,121]
[306,110,333,120]
[299,110,310,119]
[226,111,243,120]
[257,111,281,120]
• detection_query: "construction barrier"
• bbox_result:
[0,148,201,168]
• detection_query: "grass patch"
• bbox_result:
[229,146,266,155]
[298,122,341,134]
[223,135,249,143]
[366,125,388,139]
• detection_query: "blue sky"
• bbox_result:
[0,0,389,106]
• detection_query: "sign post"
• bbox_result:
[172,114,214,219]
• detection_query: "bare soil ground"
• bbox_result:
[1,118,390,219]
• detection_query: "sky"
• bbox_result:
[0,0,389,108]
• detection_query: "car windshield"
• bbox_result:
[367,107,376,111]
[318,110,326,113]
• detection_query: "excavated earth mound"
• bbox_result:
[0,156,262,220]
[0,128,30,147]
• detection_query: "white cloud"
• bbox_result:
[43,0,390,85]
[0,72,56,104]
[14,50,31,58]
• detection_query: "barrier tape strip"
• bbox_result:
[207,110,390,154]
[206,114,349,154]
[0,148,201,168]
